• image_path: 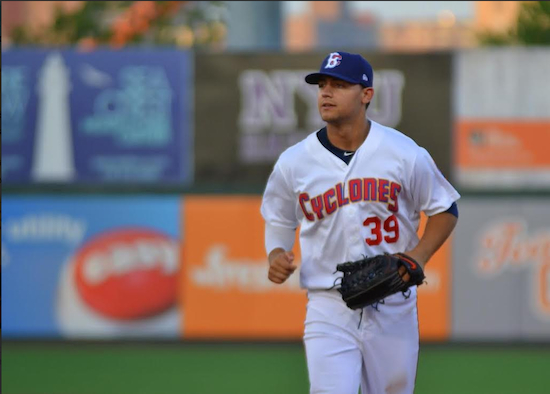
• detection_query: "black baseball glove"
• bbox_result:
[335,253,425,310]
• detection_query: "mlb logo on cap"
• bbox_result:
[305,51,373,88]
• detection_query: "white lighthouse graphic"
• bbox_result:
[32,52,75,182]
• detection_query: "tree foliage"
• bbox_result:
[478,1,550,46]
[10,1,227,49]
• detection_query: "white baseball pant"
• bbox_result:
[304,287,419,394]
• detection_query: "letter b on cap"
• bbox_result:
[325,52,342,69]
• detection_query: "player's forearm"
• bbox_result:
[406,212,458,267]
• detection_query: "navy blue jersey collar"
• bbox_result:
[316,127,356,165]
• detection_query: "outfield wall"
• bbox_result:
[2,195,549,341]
[2,47,549,341]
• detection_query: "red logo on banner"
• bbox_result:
[74,228,178,320]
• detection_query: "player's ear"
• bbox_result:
[361,87,374,105]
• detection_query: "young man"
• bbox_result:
[260,51,460,394]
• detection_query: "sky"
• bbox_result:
[282,1,475,21]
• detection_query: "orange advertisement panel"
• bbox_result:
[416,213,451,341]
[181,196,307,339]
[456,120,550,169]
[180,196,451,341]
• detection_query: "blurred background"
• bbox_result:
[2,1,549,393]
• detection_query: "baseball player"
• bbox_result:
[261,51,460,394]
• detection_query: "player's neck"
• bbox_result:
[326,119,371,152]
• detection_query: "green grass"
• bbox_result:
[415,345,550,394]
[1,342,309,394]
[2,342,549,394]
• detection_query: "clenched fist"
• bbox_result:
[268,248,297,284]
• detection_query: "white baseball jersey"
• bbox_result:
[261,120,461,290]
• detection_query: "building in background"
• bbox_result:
[224,1,282,51]
[283,1,524,52]
[285,1,378,51]
[0,1,528,51]
[379,10,476,51]
[474,1,522,34]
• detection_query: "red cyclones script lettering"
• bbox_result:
[299,178,403,221]
[299,193,314,221]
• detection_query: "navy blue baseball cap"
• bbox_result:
[305,51,373,88]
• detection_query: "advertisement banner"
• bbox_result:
[180,196,450,340]
[194,52,452,186]
[455,120,550,189]
[452,198,550,340]
[1,196,181,338]
[1,49,192,185]
[181,196,307,339]
[453,49,550,190]
[416,214,452,341]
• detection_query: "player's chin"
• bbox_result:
[320,112,338,122]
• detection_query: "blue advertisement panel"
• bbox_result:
[1,49,192,185]
[1,49,49,182]
[1,196,182,339]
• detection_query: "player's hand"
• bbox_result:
[268,248,297,284]
[398,265,410,283]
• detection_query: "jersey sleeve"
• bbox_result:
[260,161,299,229]
[410,148,461,217]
